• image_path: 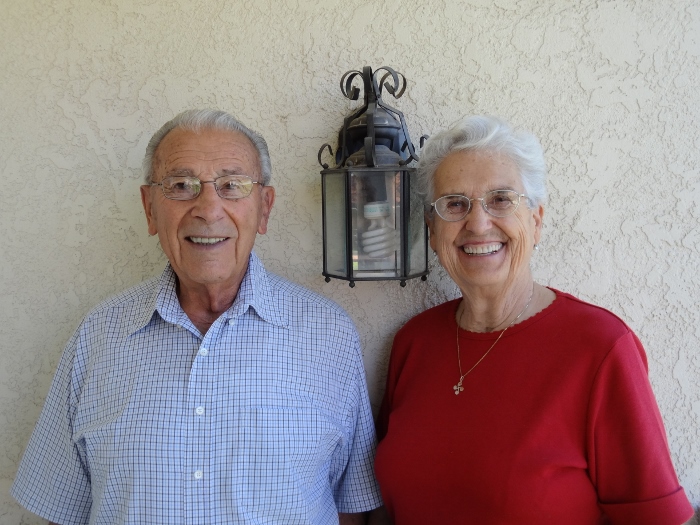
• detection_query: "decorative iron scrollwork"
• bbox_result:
[340,70,364,101]
[317,143,333,169]
[329,65,421,170]
[375,67,406,99]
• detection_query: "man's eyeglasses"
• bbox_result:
[151,174,263,201]
[431,190,530,221]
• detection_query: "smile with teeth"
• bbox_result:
[189,236,227,245]
[462,242,503,255]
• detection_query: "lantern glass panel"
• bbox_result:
[323,172,348,278]
[350,170,401,278]
[407,171,428,275]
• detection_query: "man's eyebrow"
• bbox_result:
[219,168,250,176]
[163,167,254,178]
[165,168,195,177]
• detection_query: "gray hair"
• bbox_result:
[143,109,272,185]
[416,115,547,208]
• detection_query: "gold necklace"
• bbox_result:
[453,284,534,395]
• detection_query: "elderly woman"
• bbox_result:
[371,116,693,525]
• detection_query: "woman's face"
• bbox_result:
[428,150,544,294]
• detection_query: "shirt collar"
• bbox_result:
[227,251,288,328]
[128,251,288,335]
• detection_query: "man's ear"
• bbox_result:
[140,185,158,236]
[257,186,276,235]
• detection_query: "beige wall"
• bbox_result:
[2,0,698,521]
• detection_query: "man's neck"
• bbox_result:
[176,277,244,335]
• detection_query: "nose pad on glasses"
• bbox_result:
[190,182,227,220]
[476,199,495,216]
[462,200,494,230]
[195,180,221,198]
[458,198,483,217]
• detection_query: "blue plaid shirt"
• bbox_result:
[12,252,382,524]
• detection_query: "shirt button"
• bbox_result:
[228,319,236,326]
[194,470,203,480]
[199,347,208,356]
[195,406,205,416]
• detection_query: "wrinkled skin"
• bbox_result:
[427,150,544,330]
[140,127,275,332]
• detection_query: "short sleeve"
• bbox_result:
[587,331,693,524]
[11,330,92,525]
[330,334,383,513]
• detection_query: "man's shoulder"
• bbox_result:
[265,271,348,318]
[82,274,159,323]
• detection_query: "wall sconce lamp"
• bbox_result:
[318,66,429,287]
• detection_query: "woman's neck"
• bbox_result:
[457,279,536,333]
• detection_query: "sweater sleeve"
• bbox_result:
[586,331,693,525]
[376,327,408,443]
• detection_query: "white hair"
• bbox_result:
[143,109,272,185]
[417,115,547,208]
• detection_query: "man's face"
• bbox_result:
[140,127,275,296]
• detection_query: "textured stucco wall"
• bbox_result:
[1,0,698,522]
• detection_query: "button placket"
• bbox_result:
[186,333,215,518]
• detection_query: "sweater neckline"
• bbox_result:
[451,287,562,340]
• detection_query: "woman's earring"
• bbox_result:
[534,244,539,251]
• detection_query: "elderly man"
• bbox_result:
[12,109,382,524]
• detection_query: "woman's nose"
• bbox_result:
[463,200,493,232]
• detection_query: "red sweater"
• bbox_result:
[375,290,693,525]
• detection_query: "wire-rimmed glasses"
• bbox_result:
[431,190,530,221]
[151,174,263,201]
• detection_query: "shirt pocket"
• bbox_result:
[235,406,346,521]
[71,366,139,489]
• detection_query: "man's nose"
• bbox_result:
[191,181,225,220]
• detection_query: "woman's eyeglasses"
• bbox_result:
[431,190,530,221]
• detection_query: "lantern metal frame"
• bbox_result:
[318,65,429,287]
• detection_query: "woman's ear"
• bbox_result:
[532,204,544,246]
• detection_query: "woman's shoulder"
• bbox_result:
[547,288,633,339]
[394,298,460,341]
[405,298,460,324]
